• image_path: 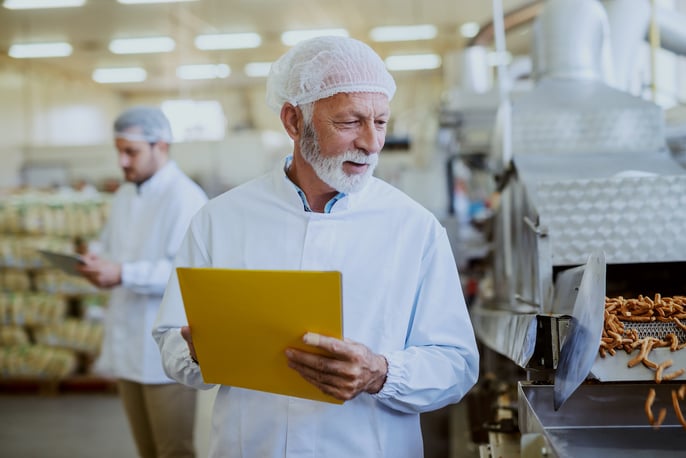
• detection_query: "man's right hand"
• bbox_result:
[77,253,122,288]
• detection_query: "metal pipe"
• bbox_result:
[491,0,515,299]
[649,0,661,101]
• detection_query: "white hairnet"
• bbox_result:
[114,106,173,143]
[266,36,396,112]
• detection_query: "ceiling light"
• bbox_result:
[9,42,73,58]
[109,36,175,54]
[460,22,480,39]
[281,28,348,47]
[92,67,147,83]
[176,64,230,80]
[370,24,437,42]
[3,0,85,9]
[244,62,272,78]
[117,0,196,4]
[385,54,442,71]
[195,33,261,50]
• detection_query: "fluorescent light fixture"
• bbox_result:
[244,62,272,78]
[195,32,261,50]
[92,67,147,83]
[9,42,73,58]
[281,28,348,47]
[460,22,480,39]
[109,36,175,54]
[176,64,230,80]
[370,24,437,42]
[118,0,196,4]
[385,53,442,71]
[3,0,85,9]
[161,99,226,142]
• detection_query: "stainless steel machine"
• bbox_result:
[465,1,686,456]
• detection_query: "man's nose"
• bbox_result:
[118,153,130,168]
[354,123,384,154]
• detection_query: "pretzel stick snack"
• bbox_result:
[628,338,655,368]
[642,357,658,370]
[653,408,667,429]
[655,359,673,384]
[645,388,656,425]
[662,368,686,382]
[672,389,686,429]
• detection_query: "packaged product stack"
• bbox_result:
[0,190,111,388]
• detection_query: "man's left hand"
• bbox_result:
[285,332,388,401]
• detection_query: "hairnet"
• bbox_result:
[113,106,173,143]
[266,36,396,112]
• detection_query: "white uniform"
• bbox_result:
[96,161,208,383]
[153,158,479,457]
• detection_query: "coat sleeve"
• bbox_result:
[153,216,216,390]
[372,227,480,413]
[122,190,207,295]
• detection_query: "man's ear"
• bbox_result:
[280,103,301,140]
[153,141,170,155]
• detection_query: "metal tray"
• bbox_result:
[519,382,686,458]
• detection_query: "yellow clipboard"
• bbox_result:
[176,267,343,404]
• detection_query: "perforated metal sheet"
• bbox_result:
[511,79,665,156]
[534,174,686,266]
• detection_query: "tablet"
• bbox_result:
[37,249,85,277]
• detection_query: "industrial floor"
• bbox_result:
[0,389,480,458]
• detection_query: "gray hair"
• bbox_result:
[298,102,314,126]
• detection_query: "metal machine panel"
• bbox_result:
[511,79,665,156]
[536,174,686,265]
[469,305,539,368]
[513,152,686,268]
[591,346,686,382]
[475,151,686,360]
[518,383,686,458]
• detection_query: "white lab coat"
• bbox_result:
[154,158,479,457]
[95,161,207,383]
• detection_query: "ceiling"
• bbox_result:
[0,0,537,95]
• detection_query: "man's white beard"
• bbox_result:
[300,123,378,194]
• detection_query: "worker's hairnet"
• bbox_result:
[113,106,173,143]
[266,36,396,112]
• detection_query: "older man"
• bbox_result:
[153,36,479,457]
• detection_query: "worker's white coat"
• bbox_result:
[154,159,479,457]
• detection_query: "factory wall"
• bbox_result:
[0,56,449,213]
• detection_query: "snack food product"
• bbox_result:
[600,295,686,383]
[601,295,686,430]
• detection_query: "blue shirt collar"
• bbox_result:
[284,155,346,213]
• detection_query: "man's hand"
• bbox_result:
[285,332,388,402]
[77,253,122,288]
[181,326,199,364]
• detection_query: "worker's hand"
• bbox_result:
[76,253,122,288]
[285,332,388,401]
[181,326,199,364]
